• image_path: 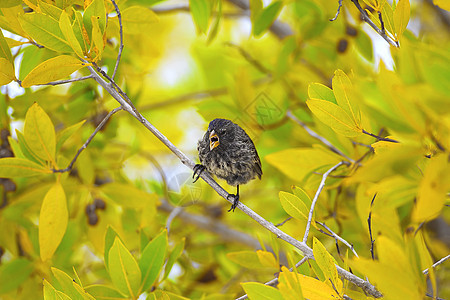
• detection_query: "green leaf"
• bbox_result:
[108,238,141,298]
[21,55,89,87]
[139,230,168,292]
[241,282,283,300]
[104,226,122,272]
[253,1,283,37]
[23,103,56,162]
[0,258,33,294]
[56,120,85,152]
[312,237,341,293]
[306,99,362,137]
[59,11,84,58]
[279,191,309,221]
[84,285,124,300]
[51,267,89,300]
[190,0,210,34]
[43,279,70,300]
[250,0,263,23]
[355,30,373,62]
[163,238,185,280]
[308,83,336,104]
[39,2,63,20]
[39,182,68,261]
[19,12,72,52]
[15,130,44,164]
[394,0,410,39]
[0,157,51,177]
[83,0,106,41]
[332,70,361,126]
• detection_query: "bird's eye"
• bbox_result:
[220,129,226,135]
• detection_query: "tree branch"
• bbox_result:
[423,254,450,275]
[287,110,355,163]
[350,0,398,47]
[38,75,94,86]
[87,65,382,298]
[110,0,123,80]
[53,106,122,173]
[303,161,347,243]
[317,221,359,258]
[330,0,343,21]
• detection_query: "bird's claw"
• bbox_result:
[227,194,240,212]
[193,164,206,183]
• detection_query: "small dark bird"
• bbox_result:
[193,118,262,212]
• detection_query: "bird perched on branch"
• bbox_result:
[193,118,262,212]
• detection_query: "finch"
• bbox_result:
[193,119,262,212]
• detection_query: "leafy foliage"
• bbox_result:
[0,0,449,299]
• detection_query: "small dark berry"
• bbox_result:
[337,39,348,53]
[94,198,106,210]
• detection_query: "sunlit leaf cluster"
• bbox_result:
[0,0,449,299]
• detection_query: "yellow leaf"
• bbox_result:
[0,29,13,62]
[256,250,278,269]
[278,267,304,300]
[24,103,56,163]
[394,0,410,39]
[266,147,341,182]
[312,237,342,293]
[21,55,89,87]
[227,251,267,269]
[90,15,104,60]
[279,267,340,300]
[59,11,84,59]
[279,191,309,221]
[18,12,73,52]
[307,99,362,137]
[434,0,450,10]
[412,154,450,222]
[121,6,159,34]
[0,157,51,177]
[39,182,68,261]
[348,257,422,299]
[332,70,361,126]
[0,6,28,37]
[0,58,15,85]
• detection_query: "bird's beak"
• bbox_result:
[209,130,219,151]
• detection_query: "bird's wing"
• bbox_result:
[254,155,263,179]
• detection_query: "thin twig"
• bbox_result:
[159,200,261,248]
[423,254,450,275]
[38,75,94,86]
[88,66,382,298]
[303,161,347,243]
[330,0,343,21]
[368,194,376,260]
[236,257,309,300]
[287,111,355,163]
[275,216,292,227]
[317,221,359,258]
[110,0,123,80]
[377,11,385,34]
[350,0,398,47]
[53,106,122,173]
[362,129,399,143]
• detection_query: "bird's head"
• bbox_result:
[207,119,235,151]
